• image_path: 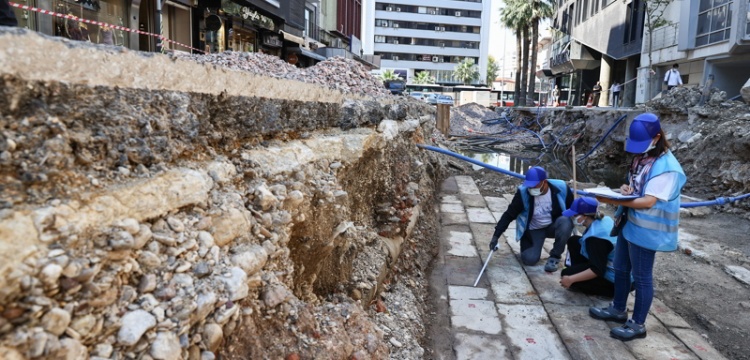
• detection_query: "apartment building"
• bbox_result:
[637,0,750,102]
[361,0,492,85]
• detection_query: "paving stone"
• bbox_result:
[441,203,465,214]
[454,332,511,360]
[450,299,502,334]
[446,256,484,287]
[525,266,596,306]
[545,304,637,360]
[650,297,691,329]
[467,208,496,224]
[503,194,515,202]
[442,177,459,193]
[461,194,487,208]
[455,176,481,195]
[469,223,497,251]
[442,212,469,226]
[484,196,509,212]
[495,304,571,360]
[442,194,462,203]
[447,231,478,257]
[492,212,503,222]
[487,262,540,305]
[449,286,489,301]
[670,328,729,360]
[620,319,700,360]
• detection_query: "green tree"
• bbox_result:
[380,69,398,82]
[453,58,480,85]
[643,0,675,100]
[486,55,500,87]
[500,0,532,105]
[527,0,554,103]
[413,71,436,85]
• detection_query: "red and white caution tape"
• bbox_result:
[9,2,204,53]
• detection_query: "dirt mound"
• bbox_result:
[647,86,728,114]
[449,103,503,135]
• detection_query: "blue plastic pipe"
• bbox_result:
[418,143,750,208]
[578,114,628,162]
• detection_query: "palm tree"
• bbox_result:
[500,0,532,106]
[453,58,480,85]
[380,69,398,82]
[413,71,436,85]
[486,55,500,87]
[527,0,554,103]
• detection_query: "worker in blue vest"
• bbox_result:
[560,197,619,297]
[489,166,574,272]
[589,113,686,341]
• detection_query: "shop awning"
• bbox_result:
[300,48,326,61]
[280,31,305,45]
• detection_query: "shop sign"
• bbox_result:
[263,33,282,47]
[240,7,275,30]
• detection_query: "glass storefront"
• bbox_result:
[229,26,256,52]
[12,0,129,47]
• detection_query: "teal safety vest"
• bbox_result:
[579,217,617,283]
[516,179,568,241]
[621,151,686,252]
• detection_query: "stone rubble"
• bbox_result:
[173,52,392,98]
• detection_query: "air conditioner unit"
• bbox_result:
[440,42,445,48]
[434,26,440,31]
[386,6,393,11]
[430,10,436,14]
[393,23,399,28]
[455,11,461,16]
[441,26,446,31]
[432,56,439,62]
[393,56,399,61]
[394,40,399,44]
[438,58,444,62]
[396,7,401,11]
[383,22,389,27]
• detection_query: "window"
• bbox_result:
[375,36,386,43]
[582,0,589,21]
[746,5,750,36]
[696,0,733,46]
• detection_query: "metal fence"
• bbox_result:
[646,24,678,51]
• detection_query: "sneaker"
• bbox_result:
[610,319,647,341]
[589,304,627,323]
[544,257,560,272]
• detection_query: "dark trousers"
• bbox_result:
[593,93,601,107]
[612,92,621,108]
[561,237,615,297]
[519,216,573,265]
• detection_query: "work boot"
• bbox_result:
[544,257,560,272]
[589,304,627,323]
[610,319,647,341]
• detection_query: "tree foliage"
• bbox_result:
[413,71,436,85]
[486,55,500,86]
[453,58,480,85]
[380,69,398,82]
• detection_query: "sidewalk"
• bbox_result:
[431,175,727,360]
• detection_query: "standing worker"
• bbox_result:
[592,81,602,107]
[589,113,686,341]
[560,197,623,297]
[610,82,622,109]
[489,166,574,272]
[1,0,18,27]
[664,64,683,91]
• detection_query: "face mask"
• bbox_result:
[642,141,656,154]
[528,187,542,196]
[574,216,586,226]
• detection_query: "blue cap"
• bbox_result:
[523,166,547,187]
[563,197,599,217]
[625,113,661,153]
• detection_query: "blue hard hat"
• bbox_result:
[562,197,599,217]
[523,166,547,187]
[626,113,661,153]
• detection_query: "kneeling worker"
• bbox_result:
[560,197,621,297]
[489,166,574,272]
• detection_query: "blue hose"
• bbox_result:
[578,114,628,162]
[419,143,750,208]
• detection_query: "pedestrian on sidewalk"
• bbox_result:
[610,82,622,109]
[589,113,686,341]
[592,81,602,107]
[560,197,624,297]
[664,64,683,91]
[488,166,574,272]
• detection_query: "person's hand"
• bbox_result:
[620,184,633,195]
[560,276,574,289]
[489,237,499,251]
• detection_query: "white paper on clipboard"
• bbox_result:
[580,187,639,200]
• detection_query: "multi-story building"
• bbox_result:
[547,0,645,106]
[636,0,750,103]
[317,0,379,68]
[361,0,492,85]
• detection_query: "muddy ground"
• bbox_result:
[453,166,750,360]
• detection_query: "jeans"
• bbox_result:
[611,233,656,325]
[519,216,574,265]
[612,92,621,108]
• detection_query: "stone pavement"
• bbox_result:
[433,176,727,360]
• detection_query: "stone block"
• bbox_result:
[212,208,252,247]
[495,304,570,359]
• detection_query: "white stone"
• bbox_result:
[203,323,223,352]
[212,208,251,247]
[70,314,97,337]
[724,265,750,286]
[193,291,217,324]
[115,218,141,235]
[150,332,182,360]
[446,231,477,258]
[440,203,464,214]
[40,263,63,287]
[495,304,569,359]
[59,338,88,360]
[134,225,153,249]
[255,184,278,211]
[206,161,237,184]
[450,299,502,335]
[92,344,113,358]
[198,231,215,248]
[109,230,135,250]
[118,310,156,346]
[263,284,292,308]
[42,308,72,336]
[231,246,268,276]
[484,196,510,212]
[466,208,496,224]
[449,286,489,301]
[377,120,399,141]
[166,217,185,232]
[741,77,750,103]
[285,190,305,207]
[220,267,248,301]
[454,332,510,360]
[201,351,216,360]
[454,176,481,195]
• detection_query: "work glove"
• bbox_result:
[489,236,499,251]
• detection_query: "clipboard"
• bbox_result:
[579,187,639,200]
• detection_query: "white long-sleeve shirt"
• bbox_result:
[664,69,683,86]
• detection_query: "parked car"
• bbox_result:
[409,92,424,101]
[424,93,438,105]
[436,95,454,105]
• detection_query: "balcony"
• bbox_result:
[374,26,480,42]
[375,11,481,27]
[645,24,678,51]
[374,43,480,57]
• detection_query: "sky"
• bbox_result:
[487,0,517,79]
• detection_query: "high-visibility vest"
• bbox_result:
[579,217,617,283]
[516,179,568,241]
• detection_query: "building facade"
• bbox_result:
[547,0,645,106]
[361,0,491,85]
[636,0,750,102]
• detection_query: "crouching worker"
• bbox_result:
[489,166,574,272]
[560,197,622,297]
